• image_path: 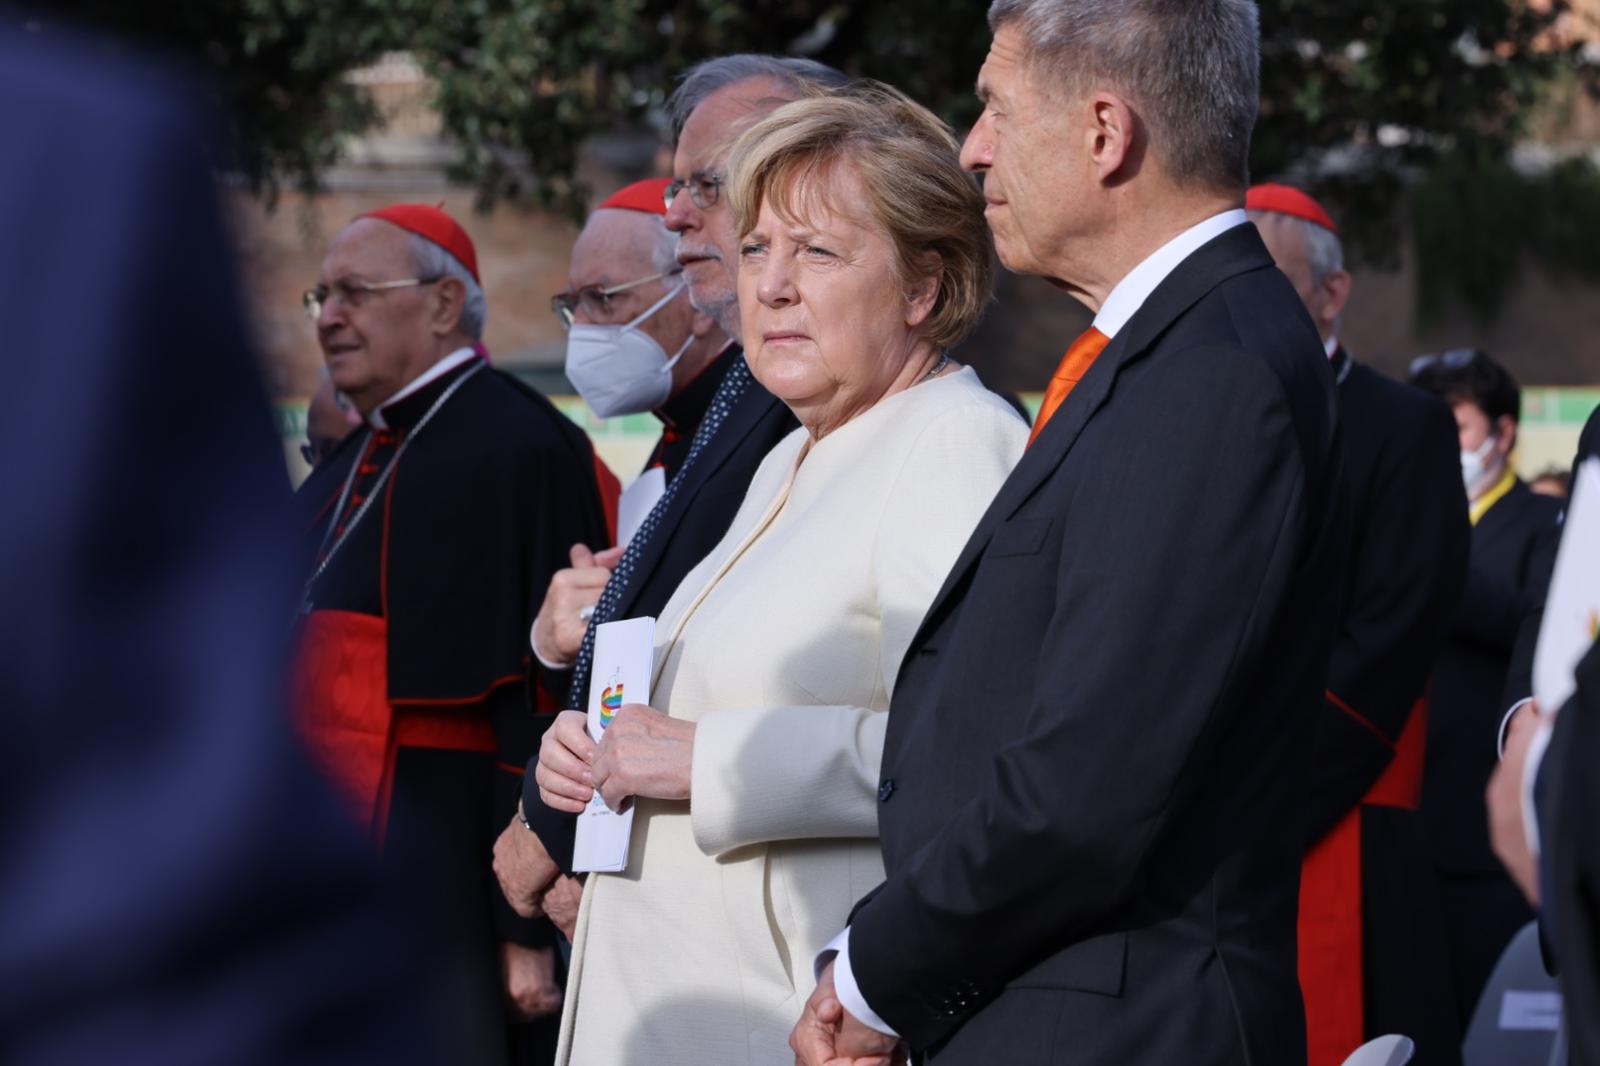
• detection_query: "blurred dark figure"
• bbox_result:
[1528,466,1570,500]
[304,374,362,468]
[1409,348,1563,1030]
[0,19,428,1066]
[1250,184,1469,1066]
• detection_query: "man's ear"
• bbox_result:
[431,276,467,337]
[1319,269,1353,332]
[1494,413,1520,455]
[1086,91,1138,184]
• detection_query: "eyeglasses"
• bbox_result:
[1408,347,1480,377]
[299,441,321,466]
[550,269,681,330]
[303,276,441,320]
[664,172,725,211]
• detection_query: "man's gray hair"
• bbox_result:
[1247,210,1345,286]
[409,233,487,340]
[667,54,851,143]
[988,0,1260,192]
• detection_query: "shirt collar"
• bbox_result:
[1470,467,1519,526]
[368,347,479,430]
[1092,210,1250,340]
[1324,335,1340,359]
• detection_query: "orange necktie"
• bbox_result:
[1028,326,1111,447]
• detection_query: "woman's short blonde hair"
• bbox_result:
[724,81,993,351]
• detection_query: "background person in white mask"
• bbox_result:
[1409,347,1564,1031]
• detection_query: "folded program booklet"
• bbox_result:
[571,616,655,873]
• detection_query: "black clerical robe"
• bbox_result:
[293,355,611,1064]
[1298,349,1469,1066]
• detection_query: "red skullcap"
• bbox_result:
[357,203,480,283]
[1246,183,1339,236]
[598,178,672,217]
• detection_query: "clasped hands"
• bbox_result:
[790,960,906,1066]
[536,705,694,813]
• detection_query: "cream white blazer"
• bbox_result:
[557,367,1026,1065]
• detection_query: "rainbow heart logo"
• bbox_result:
[600,682,624,728]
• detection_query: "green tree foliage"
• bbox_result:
[26,0,1600,312]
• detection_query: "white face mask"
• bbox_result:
[565,282,692,418]
[1461,432,1502,495]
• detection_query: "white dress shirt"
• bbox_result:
[823,207,1251,1040]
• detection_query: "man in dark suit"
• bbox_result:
[0,21,431,1062]
[792,2,1346,1063]
[492,54,847,922]
[1409,349,1563,1029]
[1250,184,1469,1066]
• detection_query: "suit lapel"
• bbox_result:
[908,224,1277,645]
[612,367,785,619]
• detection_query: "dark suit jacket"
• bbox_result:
[523,359,797,869]
[0,23,427,1063]
[848,223,1346,1064]
[1540,642,1600,1064]
[1423,479,1561,875]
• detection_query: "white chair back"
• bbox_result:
[1340,1034,1415,1066]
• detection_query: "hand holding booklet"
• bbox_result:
[571,616,655,873]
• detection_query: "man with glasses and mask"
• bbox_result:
[1408,347,1562,1032]
[526,178,739,675]
[295,203,612,1064]
[492,54,845,934]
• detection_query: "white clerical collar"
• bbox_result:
[368,346,479,429]
[1093,209,1249,340]
[1324,335,1340,359]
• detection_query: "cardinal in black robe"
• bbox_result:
[294,204,613,1065]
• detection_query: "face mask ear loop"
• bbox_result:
[622,279,688,332]
[661,330,693,374]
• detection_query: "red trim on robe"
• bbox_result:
[293,610,494,847]
[593,453,621,546]
[1299,696,1429,1066]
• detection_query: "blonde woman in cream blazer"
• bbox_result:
[534,86,1026,1065]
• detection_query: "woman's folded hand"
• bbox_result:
[535,709,598,813]
[592,704,696,810]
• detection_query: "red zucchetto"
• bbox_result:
[357,203,480,284]
[598,177,672,217]
[1246,183,1340,236]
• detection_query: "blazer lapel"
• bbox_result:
[908,224,1277,645]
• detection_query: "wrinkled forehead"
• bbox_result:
[759,158,871,234]
[320,217,415,281]
[570,210,666,286]
[674,76,795,175]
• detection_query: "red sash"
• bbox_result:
[1298,696,1428,1066]
[292,610,494,844]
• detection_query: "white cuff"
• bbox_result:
[818,929,899,1039]
[1522,718,1555,857]
[1498,698,1534,758]
[530,615,575,672]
